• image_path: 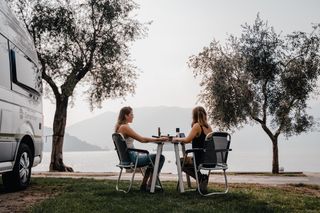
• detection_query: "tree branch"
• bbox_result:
[252,116,263,124]
[18,4,29,30]
[262,123,276,141]
[42,68,60,99]
[274,98,296,138]
[262,79,268,123]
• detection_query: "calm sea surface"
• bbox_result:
[33,150,319,173]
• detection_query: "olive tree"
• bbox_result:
[7,0,146,171]
[189,15,320,173]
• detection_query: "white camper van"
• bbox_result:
[0,1,43,190]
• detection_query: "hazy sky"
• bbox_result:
[43,0,320,127]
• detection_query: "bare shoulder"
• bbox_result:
[192,123,201,130]
[191,123,202,133]
[204,125,213,135]
[118,124,131,133]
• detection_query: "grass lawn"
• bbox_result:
[3,178,320,213]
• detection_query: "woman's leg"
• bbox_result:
[141,167,152,186]
[147,154,165,172]
[180,157,196,179]
[129,152,151,186]
[180,156,206,188]
[129,152,165,187]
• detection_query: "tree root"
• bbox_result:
[49,163,74,172]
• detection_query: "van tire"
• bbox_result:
[2,143,32,191]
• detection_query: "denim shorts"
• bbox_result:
[129,151,165,172]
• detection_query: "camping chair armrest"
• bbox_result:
[185,148,204,154]
[215,148,232,153]
[127,148,149,154]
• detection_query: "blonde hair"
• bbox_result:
[115,106,132,132]
[191,106,209,128]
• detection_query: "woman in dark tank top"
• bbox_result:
[174,106,213,193]
[192,125,207,165]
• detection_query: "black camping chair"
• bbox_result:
[112,133,162,193]
[182,132,232,196]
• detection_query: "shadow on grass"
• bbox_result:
[23,178,320,213]
[0,179,18,194]
[69,180,280,213]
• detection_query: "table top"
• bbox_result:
[151,140,185,145]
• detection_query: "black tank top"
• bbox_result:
[192,125,206,164]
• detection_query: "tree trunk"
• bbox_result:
[260,123,280,174]
[272,139,279,174]
[49,97,74,172]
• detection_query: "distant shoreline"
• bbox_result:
[36,150,320,173]
[31,171,320,186]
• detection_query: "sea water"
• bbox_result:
[33,150,320,173]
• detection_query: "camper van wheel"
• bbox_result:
[2,143,32,190]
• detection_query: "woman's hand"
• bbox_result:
[172,137,181,143]
[158,137,168,142]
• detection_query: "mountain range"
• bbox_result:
[43,127,103,152]
[65,106,320,157]
[66,106,193,151]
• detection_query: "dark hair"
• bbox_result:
[115,106,133,132]
[191,106,209,128]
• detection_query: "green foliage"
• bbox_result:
[6,0,147,170]
[189,15,320,138]
[7,0,145,108]
[23,178,320,212]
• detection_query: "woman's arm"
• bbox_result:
[174,123,201,143]
[120,125,167,143]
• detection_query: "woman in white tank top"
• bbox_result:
[115,106,168,191]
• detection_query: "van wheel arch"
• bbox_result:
[19,135,35,162]
[2,142,33,191]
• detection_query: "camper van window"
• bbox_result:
[11,46,42,95]
[0,34,11,89]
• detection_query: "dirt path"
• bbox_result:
[0,183,58,213]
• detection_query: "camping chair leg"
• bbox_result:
[116,167,133,193]
[200,170,229,196]
[126,167,137,192]
[116,167,123,192]
[223,169,229,194]
[128,155,141,192]
[116,156,140,193]
[193,157,203,195]
[139,167,146,183]
[195,170,202,195]
[181,143,192,188]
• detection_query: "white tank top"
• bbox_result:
[119,133,134,148]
